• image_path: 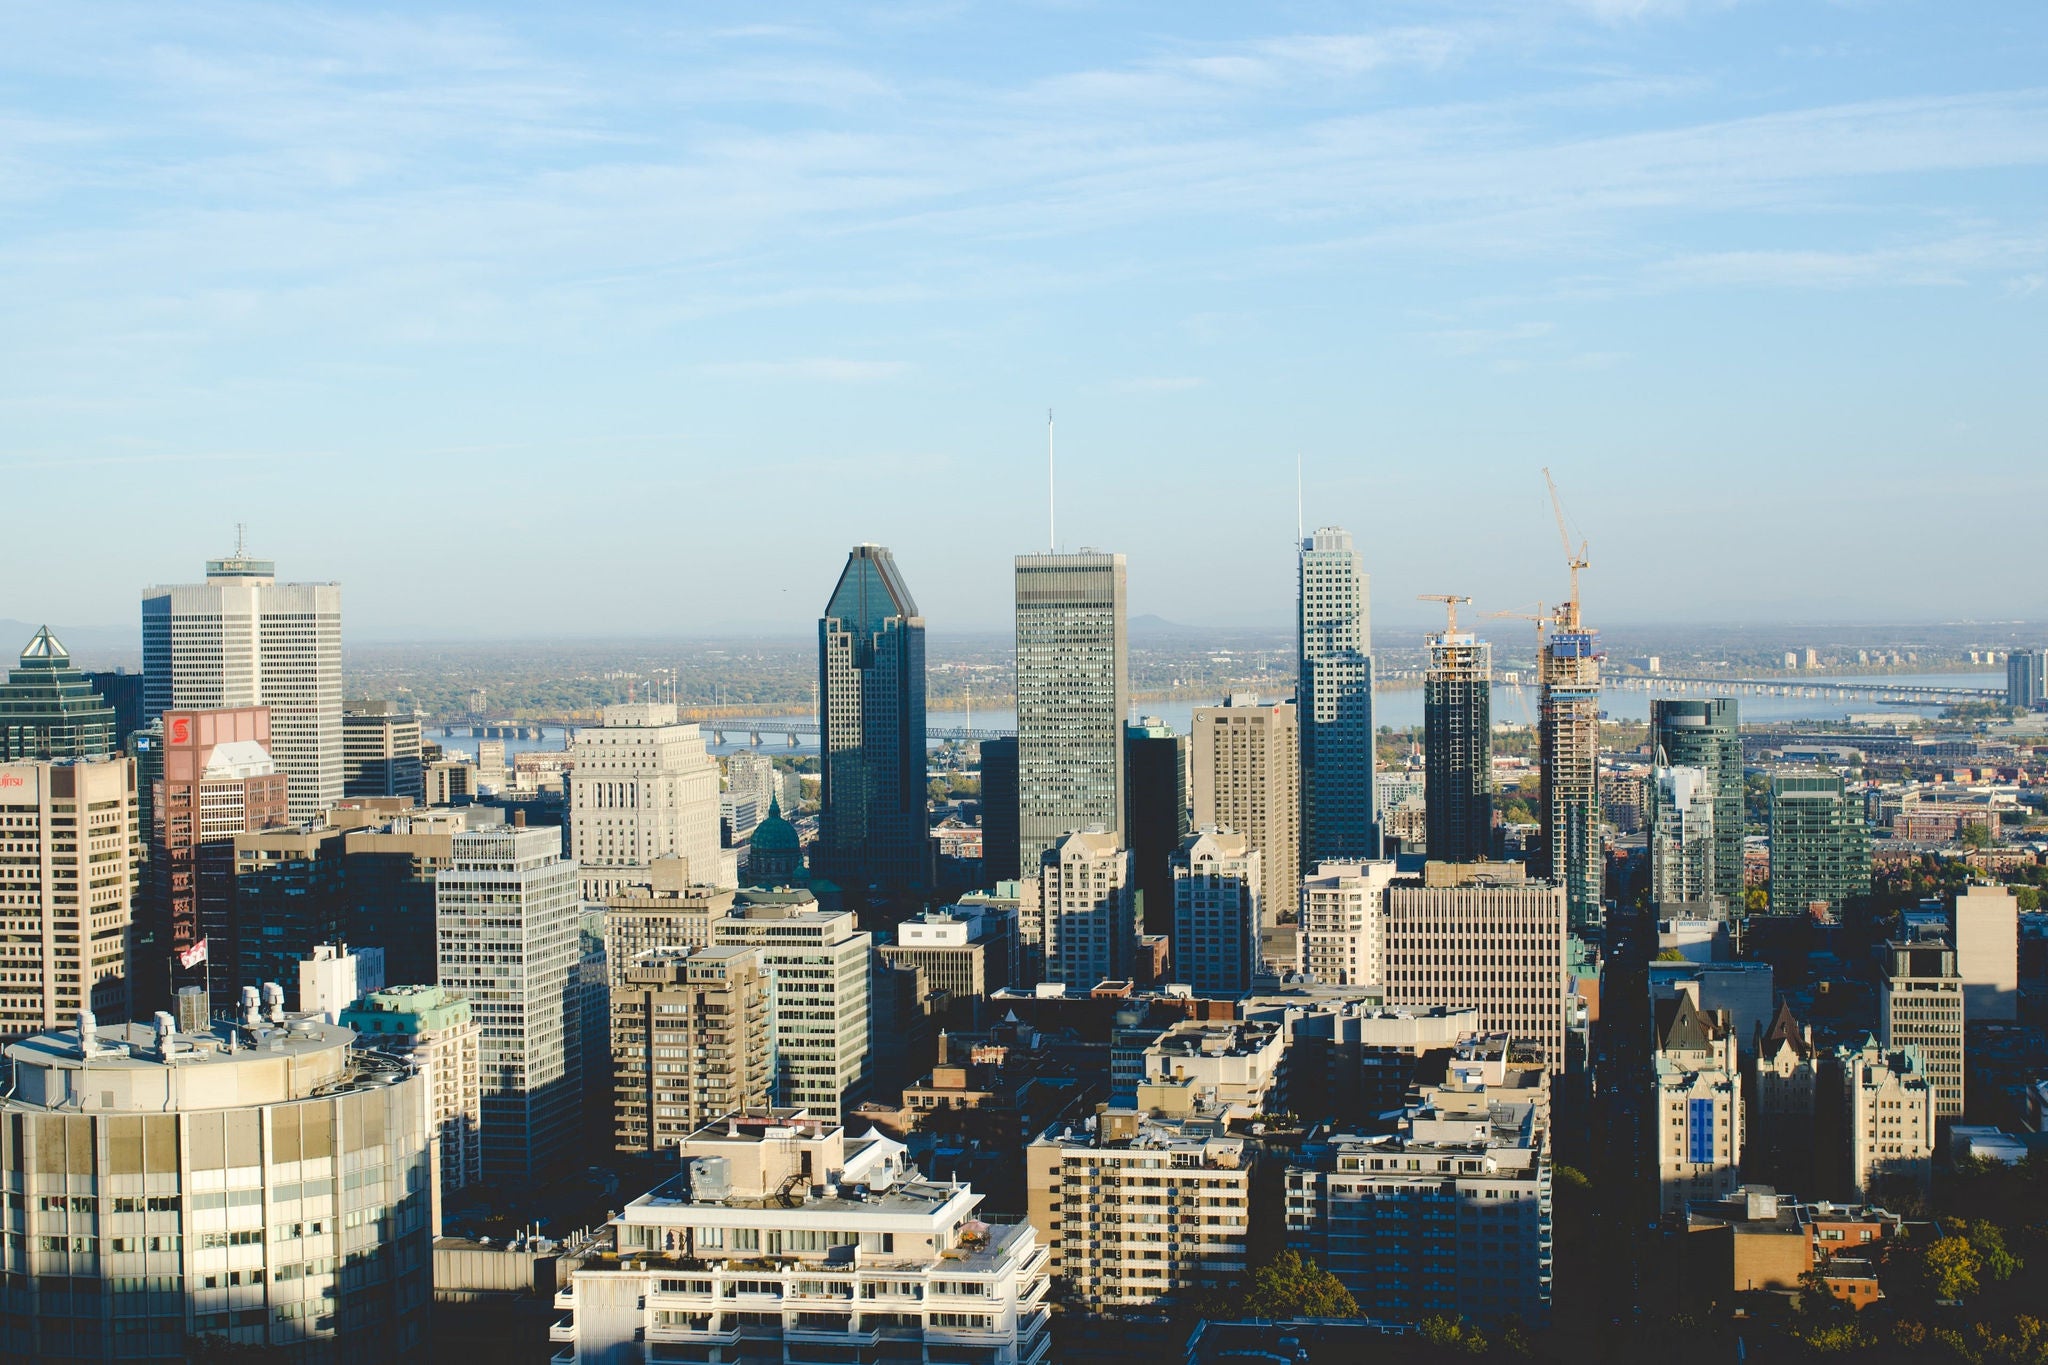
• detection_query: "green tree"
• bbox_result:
[1962,822,1993,849]
[1655,948,1689,962]
[1240,1250,1359,1320]
[1416,1314,1490,1354]
[1745,887,1769,913]
[1921,1234,1984,1301]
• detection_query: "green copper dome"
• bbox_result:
[749,795,799,852]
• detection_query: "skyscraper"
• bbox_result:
[1423,624,1492,863]
[1190,695,1301,969]
[1170,827,1261,995]
[569,703,725,898]
[1015,552,1128,869]
[1298,527,1378,863]
[1769,768,1871,917]
[1537,617,1602,929]
[1648,759,1721,917]
[0,627,119,761]
[2007,649,2045,709]
[436,825,584,1181]
[1651,698,1743,914]
[143,547,342,826]
[711,903,873,1124]
[979,736,1020,883]
[1038,828,1137,986]
[1880,940,1963,1120]
[1124,717,1189,935]
[816,544,929,893]
[1383,862,1568,1070]
[343,699,424,802]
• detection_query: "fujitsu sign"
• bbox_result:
[0,773,22,788]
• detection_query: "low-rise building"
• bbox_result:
[1137,1017,1287,1118]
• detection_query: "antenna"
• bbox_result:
[234,523,247,557]
[1047,408,1056,553]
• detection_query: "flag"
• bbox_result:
[178,939,208,971]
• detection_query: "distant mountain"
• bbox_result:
[0,619,139,668]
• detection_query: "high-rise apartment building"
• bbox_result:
[1879,940,1963,1120]
[1190,695,1300,969]
[979,735,1020,884]
[342,699,424,802]
[2007,649,2046,709]
[1651,699,1743,913]
[816,544,928,894]
[437,825,583,1180]
[711,903,872,1124]
[0,757,142,1038]
[1298,859,1397,988]
[1536,621,1601,929]
[1769,768,1871,917]
[1037,828,1136,986]
[1424,626,1492,862]
[1014,552,1128,869]
[341,982,486,1197]
[1652,986,1743,1215]
[1170,827,1261,995]
[1298,527,1378,864]
[602,857,735,964]
[143,549,342,825]
[1837,1035,1936,1201]
[1954,883,2019,1022]
[1125,718,1189,935]
[569,702,725,898]
[1649,760,1721,916]
[1384,863,1568,1069]
[610,945,771,1153]
[0,627,119,761]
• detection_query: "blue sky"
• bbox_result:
[1,1,2043,640]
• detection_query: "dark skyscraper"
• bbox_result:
[979,736,1019,885]
[1424,617,1493,863]
[83,668,146,746]
[1298,527,1378,864]
[1125,718,1190,936]
[817,544,928,893]
[0,627,119,761]
[1650,698,1743,914]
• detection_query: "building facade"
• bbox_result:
[610,945,771,1153]
[569,703,725,899]
[1036,829,1136,987]
[1298,859,1398,988]
[979,736,1020,884]
[1298,526,1378,864]
[342,700,424,803]
[143,550,342,825]
[1383,863,1568,1069]
[1124,718,1189,936]
[1423,628,1492,863]
[1651,699,1743,913]
[0,627,119,761]
[1954,883,2019,1022]
[1537,624,1602,930]
[1170,828,1261,996]
[1838,1035,1936,1201]
[1769,769,1871,917]
[340,982,485,1198]
[711,904,873,1124]
[1652,987,1743,1215]
[2007,649,2046,709]
[232,827,346,1009]
[1649,760,1721,917]
[1879,940,1963,1120]
[1014,552,1128,869]
[1190,696,1300,970]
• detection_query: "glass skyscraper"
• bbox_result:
[0,626,119,761]
[817,544,929,893]
[1015,552,1128,870]
[1424,628,1493,863]
[1651,698,1744,913]
[1298,527,1378,864]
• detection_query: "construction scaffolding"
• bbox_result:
[1539,471,1604,930]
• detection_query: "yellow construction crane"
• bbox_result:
[1418,593,1473,634]
[1486,603,1549,646]
[1542,467,1589,632]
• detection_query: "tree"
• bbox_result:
[1962,822,1993,849]
[1240,1250,1359,1320]
[1921,1234,1984,1301]
[1416,1314,1490,1355]
[1655,948,1689,962]
[1745,888,1769,913]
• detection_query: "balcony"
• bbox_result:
[548,1318,577,1343]
[550,1350,575,1365]
[554,1289,576,1311]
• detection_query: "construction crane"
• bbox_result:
[1486,603,1548,640]
[1418,593,1473,635]
[1541,467,1589,632]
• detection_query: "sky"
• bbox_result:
[0,1,2044,642]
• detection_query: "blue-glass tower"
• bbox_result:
[817,545,928,893]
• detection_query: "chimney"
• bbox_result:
[513,810,527,828]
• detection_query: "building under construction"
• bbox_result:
[1423,600,1493,863]
[1535,470,1604,931]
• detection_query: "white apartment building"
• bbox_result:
[1025,1110,1251,1308]
[557,1110,1051,1365]
[1170,827,1261,995]
[1383,863,1569,1070]
[570,703,727,898]
[436,825,582,1181]
[1037,829,1136,986]
[1298,859,1397,988]
[1955,883,2019,1022]
[143,551,342,824]
[713,904,872,1124]
[1653,986,1743,1215]
[0,756,142,1038]
[1838,1035,1936,1201]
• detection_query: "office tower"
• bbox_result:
[1037,828,1136,986]
[959,879,1041,986]
[712,903,872,1124]
[1651,699,1743,913]
[1879,940,1963,1120]
[1190,695,1300,969]
[233,827,345,1007]
[83,667,146,747]
[1652,985,1743,1214]
[1837,1035,1936,1201]
[0,757,141,1038]
[816,544,929,893]
[0,626,119,760]
[979,736,1020,883]
[342,699,424,801]
[1170,827,1261,995]
[603,857,735,964]
[870,956,937,1106]
[143,547,342,825]
[342,983,486,1197]
[1014,551,1128,869]
[1648,759,1721,916]
[1125,718,1189,935]
[1423,624,1492,862]
[1028,1109,1250,1309]
[569,702,725,899]
[474,738,507,791]
[1769,768,1871,917]
[296,941,384,1024]
[560,1114,1050,1363]
[437,825,583,1181]
[1298,526,1378,863]
[1,1011,433,1362]
[1384,863,1568,1069]
[423,757,478,806]
[1299,859,1397,988]
[610,945,770,1153]
[1955,884,2019,1021]
[880,905,1015,1028]
[338,809,465,990]
[155,707,289,1002]
[2007,649,2046,709]
[1536,618,1601,929]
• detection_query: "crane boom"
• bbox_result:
[1418,593,1473,635]
[1541,467,1589,631]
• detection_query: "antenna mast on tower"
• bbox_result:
[1047,408,1056,553]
